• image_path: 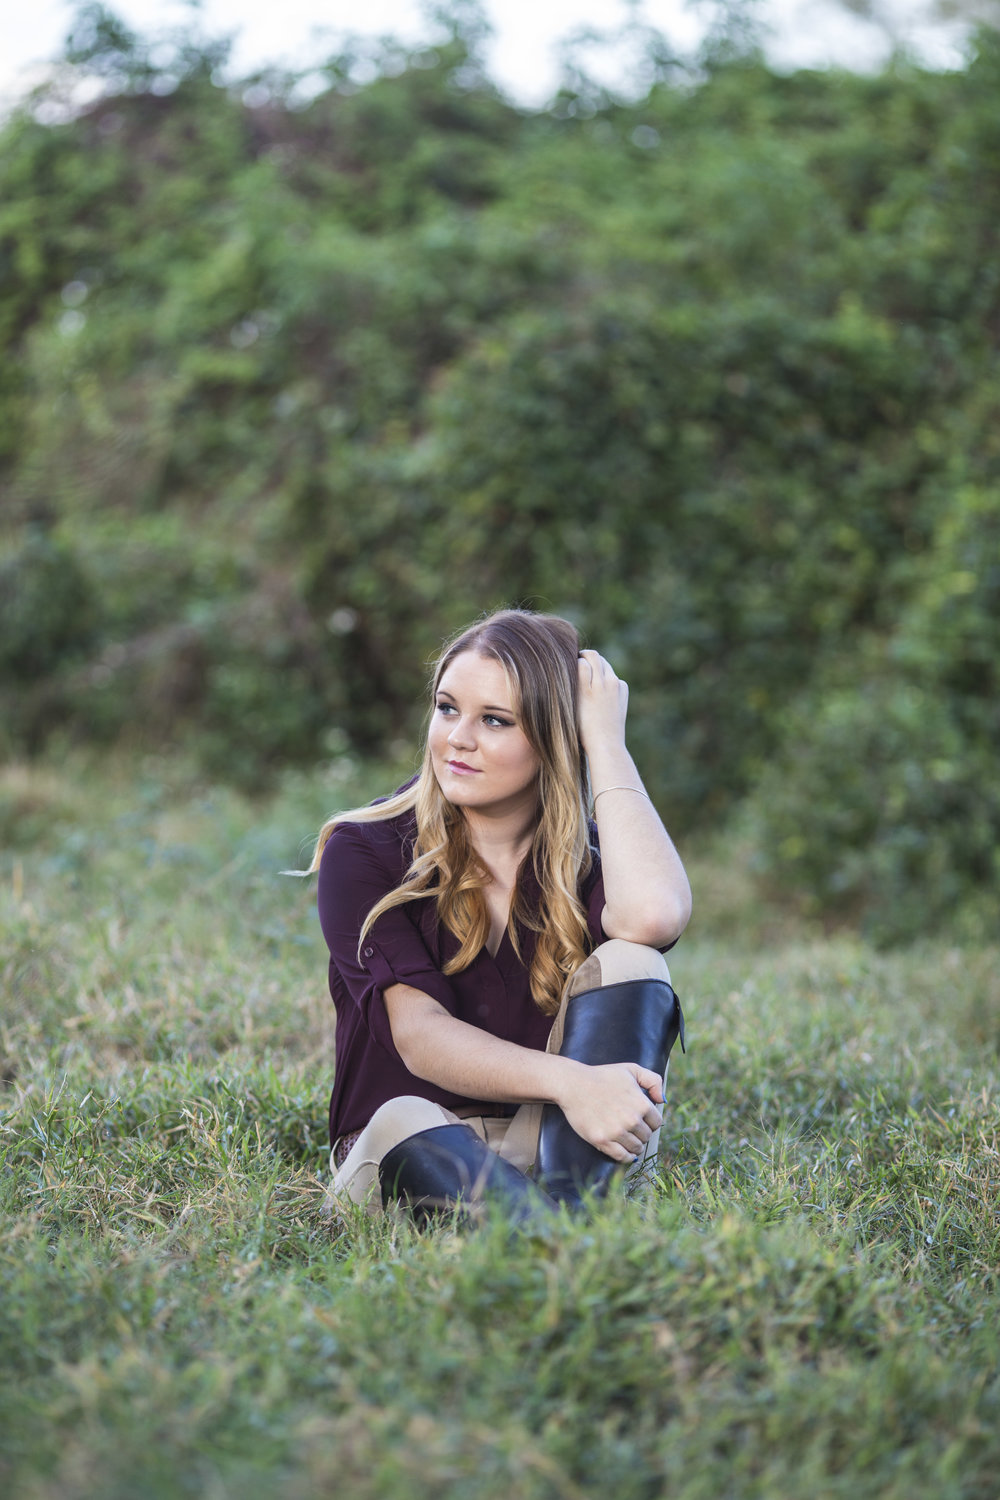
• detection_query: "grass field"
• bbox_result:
[2,755,999,1499]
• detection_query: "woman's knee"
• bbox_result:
[568,939,670,997]
[361,1096,459,1160]
[333,1096,461,1214]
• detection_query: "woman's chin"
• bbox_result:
[433,768,478,802]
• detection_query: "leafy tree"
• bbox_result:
[1,5,998,936]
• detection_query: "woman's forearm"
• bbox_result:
[588,744,692,946]
[384,982,578,1104]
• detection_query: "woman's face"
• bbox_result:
[429,651,541,817]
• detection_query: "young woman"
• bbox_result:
[311,609,692,1219]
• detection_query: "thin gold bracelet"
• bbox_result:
[592,785,649,803]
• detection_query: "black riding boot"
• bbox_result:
[536,978,685,1208]
[378,1122,556,1227]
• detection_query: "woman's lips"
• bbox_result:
[446,760,480,774]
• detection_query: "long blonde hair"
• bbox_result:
[310,609,594,1015]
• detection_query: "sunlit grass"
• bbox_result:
[2,754,999,1498]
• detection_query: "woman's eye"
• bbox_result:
[436,701,511,727]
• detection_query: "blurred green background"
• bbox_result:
[2,1,998,943]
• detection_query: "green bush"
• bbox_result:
[751,480,1000,944]
[0,533,99,751]
[1,7,999,925]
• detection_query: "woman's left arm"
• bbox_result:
[578,649,692,948]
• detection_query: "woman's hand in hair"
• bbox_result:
[555,1059,664,1162]
[577,650,629,757]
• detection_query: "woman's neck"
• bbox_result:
[462,805,538,878]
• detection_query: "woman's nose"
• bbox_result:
[447,716,476,749]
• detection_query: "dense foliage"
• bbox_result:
[1,4,998,938]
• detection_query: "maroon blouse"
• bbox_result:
[317,804,607,1145]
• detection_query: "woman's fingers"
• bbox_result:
[577,651,629,747]
[611,1141,640,1163]
[631,1064,664,1106]
[558,1061,665,1160]
[609,1076,663,1158]
[613,1122,658,1162]
[578,649,619,687]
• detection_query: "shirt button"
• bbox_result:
[363,947,374,959]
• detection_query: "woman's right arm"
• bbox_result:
[383,983,664,1163]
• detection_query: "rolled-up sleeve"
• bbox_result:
[317,821,459,1055]
[580,832,607,945]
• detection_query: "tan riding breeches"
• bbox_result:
[332,939,672,1214]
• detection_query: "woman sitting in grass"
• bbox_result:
[311,608,692,1220]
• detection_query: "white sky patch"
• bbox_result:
[0,0,973,115]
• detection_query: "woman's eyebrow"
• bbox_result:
[436,690,515,715]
